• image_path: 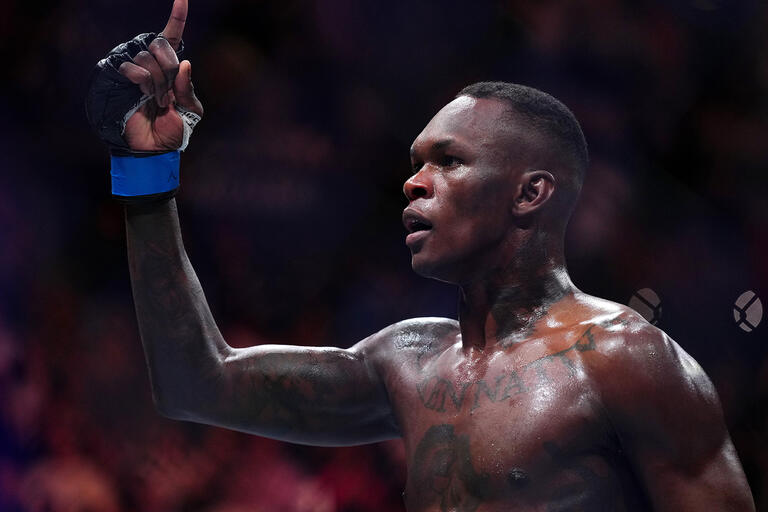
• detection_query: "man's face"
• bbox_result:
[404,96,528,284]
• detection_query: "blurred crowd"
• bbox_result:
[1,0,767,510]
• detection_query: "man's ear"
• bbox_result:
[512,169,556,215]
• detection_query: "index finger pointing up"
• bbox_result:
[161,0,187,51]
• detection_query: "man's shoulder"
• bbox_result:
[353,317,459,363]
[573,294,715,412]
[574,295,731,475]
[377,316,459,349]
[570,292,674,357]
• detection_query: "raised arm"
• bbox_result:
[598,326,754,511]
[89,0,399,447]
[127,199,398,446]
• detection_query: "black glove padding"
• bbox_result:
[85,32,184,156]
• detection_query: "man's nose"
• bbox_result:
[403,171,432,201]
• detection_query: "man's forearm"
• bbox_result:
[125,198,228,418]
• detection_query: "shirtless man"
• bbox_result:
[88,1,755,509]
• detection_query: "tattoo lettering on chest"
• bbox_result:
[416,323,604,413]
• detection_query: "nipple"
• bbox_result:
[507,468,529,488]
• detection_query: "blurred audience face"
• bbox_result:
[18,457,120,512]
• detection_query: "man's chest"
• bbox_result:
[386,327,625,510]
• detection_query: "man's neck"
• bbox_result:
[457,238,575,351]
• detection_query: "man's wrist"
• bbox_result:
[125,197,177,217]
[111,151,180,203]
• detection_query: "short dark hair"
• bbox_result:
[456,82,589,183]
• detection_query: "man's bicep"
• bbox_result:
[193,338,399,446]
[605,331,754,510]
[633,436,754,511]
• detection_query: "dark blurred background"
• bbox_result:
[1,0,767,510]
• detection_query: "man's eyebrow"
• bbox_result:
[410,138,455,157]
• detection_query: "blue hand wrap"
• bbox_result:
[110,152,180,198]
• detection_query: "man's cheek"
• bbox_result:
[439,224,477,255]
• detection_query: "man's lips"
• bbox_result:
[403,209,433,246]
[402,209,433,234]
[406,229,430,246]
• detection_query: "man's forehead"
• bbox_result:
[410,96,516,154]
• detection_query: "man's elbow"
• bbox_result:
[152,391,183,419]
[150,389,199,421]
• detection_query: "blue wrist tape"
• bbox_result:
[110,151,180,197]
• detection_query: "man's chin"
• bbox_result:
[410,255,459,284]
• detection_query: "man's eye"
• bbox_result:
[441,155,462,167]
[411,163,423,174]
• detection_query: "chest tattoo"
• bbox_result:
[416,323,600,413]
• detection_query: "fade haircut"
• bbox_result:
[456,82,589,191]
